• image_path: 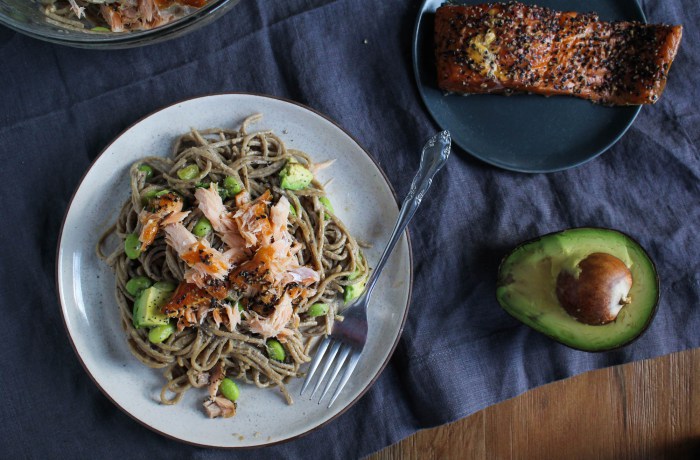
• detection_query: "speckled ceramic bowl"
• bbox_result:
[56,93,413,447]
[0,0,240,48]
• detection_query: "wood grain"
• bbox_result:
[370,349,700,460]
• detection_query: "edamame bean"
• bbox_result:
[193,217,212,237]
[319,196,334,220]
[148,323,175,344]
[137,164,153,180]
[125,276,152,296]
[223,176,242,195]
[141,188,170,202]
[319,196,334,213]
[266,339,286,361]
[219,378,240,402]
[307,303,329,317]
[177,164,200,180]
[124,234,141,259]
[153,281,176,292]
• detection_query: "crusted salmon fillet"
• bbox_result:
[435,2,682,105]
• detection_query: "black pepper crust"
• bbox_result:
[435,2,683,105]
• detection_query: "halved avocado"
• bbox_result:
[496,227,659,352]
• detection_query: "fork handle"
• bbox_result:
[361,131,451,301]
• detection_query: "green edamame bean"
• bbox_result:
[319,196,334,220]
[153,281,176,292]
[141,188,170,202]
[125,276,152,296]
[266,339,286,361]
[307,303,329,317]
[137,164,153,180]
[124,234,141,260]
[219,378,240,402]
[177,164,200,180]
[223,176,242,195]
[193,217,212,237]
[141,189,158,201]
[148,323,175,344]
[319,196,334,213]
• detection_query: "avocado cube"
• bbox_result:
[133,286,171,328]
[344,281,366,303]
[280,162,313,190]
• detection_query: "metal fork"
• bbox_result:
[300,130,452,407]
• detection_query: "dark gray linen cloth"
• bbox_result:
[0,0,698,458]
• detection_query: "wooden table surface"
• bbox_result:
[370,348,700,460]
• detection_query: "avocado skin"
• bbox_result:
[496,227,660,353]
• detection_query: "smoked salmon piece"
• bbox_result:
[435,2,682,105]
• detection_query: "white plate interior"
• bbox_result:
[57,94,412,447]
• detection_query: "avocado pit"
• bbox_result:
[555,252,633,325]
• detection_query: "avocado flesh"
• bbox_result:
[496,228,659,352]
[280,163,313,190]
[133,286,171,329]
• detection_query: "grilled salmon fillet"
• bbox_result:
[435,2,682,105]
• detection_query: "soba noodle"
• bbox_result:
[97,114,368,414]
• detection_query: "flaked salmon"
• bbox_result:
[244,292,294,341]
[164,222,231,280]
[203,396,236,419]
[233,190,273,248]
[99,0,180,32]
[195,184,249,264]
[138,192,189,251]
[160,187,319,340]
[161,282,239,331]
[435,2,682,105]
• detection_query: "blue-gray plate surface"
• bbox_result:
[413,0,646,173]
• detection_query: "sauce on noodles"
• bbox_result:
[97,115,368,418]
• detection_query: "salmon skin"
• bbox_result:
[435,2,682,105]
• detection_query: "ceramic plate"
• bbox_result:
[56,94,412,447]
[413,0,645,173]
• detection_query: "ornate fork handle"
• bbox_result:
[301,131,452,406]
[359,130,452,303]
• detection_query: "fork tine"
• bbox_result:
[327,351,361,408]
[310,340,341,398]
[319,344,351,402]
[300,337,330,396]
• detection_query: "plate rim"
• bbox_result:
[412,0,647,173]
[54,92,414,448]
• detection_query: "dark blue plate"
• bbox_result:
[413,0,646,173]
